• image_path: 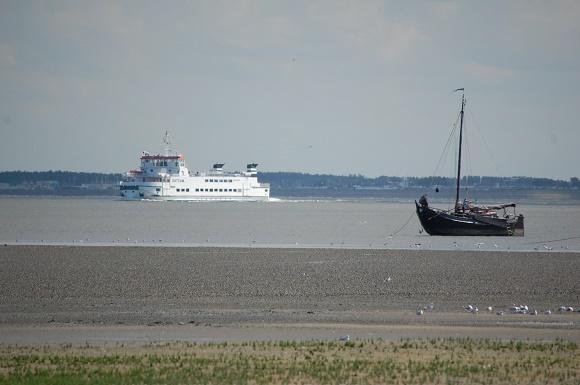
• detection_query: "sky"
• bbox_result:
[0,1,579,179]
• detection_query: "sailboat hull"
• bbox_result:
[415,202,524,236]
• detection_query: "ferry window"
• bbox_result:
[186,188,189,192]
[219,189,223,192]
[156,188,160,192]
[265,189,268,192]
[205,179,208,182]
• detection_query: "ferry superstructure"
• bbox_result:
[120,134,270,201]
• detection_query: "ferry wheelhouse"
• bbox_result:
[120,135,270,201]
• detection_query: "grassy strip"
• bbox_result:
[0,338,578,384]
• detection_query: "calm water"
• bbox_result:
[1,197,579,252]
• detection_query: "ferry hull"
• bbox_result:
[120,193,269,202]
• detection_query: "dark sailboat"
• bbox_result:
[415,89,524,236]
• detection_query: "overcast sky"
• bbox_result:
[1,1,579,178]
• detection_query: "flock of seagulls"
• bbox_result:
[415,303,578,316]
[10,237,574,252]
[401,240,569,251]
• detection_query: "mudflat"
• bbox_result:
[1,245,579,342]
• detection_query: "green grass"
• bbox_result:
[0,338,578,384]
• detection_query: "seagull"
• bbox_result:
[543,244,553,250]
[417,309,424,315]
[545,310,552,315]
[496,311,504,316]
[384,276,392,283]
[486,306,493,312]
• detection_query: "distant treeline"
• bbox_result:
[0,171,122,186]
[261,172,579,190]
[0,171,578,191]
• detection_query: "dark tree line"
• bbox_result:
[0,171,122,186]
[0,170,577,190]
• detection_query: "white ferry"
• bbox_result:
[120,133,270,201]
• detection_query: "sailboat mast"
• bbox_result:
[455,90,465,212]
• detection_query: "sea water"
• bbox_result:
[1,196,579,252]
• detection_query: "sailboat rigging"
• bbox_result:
[415,89,524,236]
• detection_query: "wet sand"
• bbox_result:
[1,245,579,343]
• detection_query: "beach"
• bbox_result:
[0,245,579,343]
